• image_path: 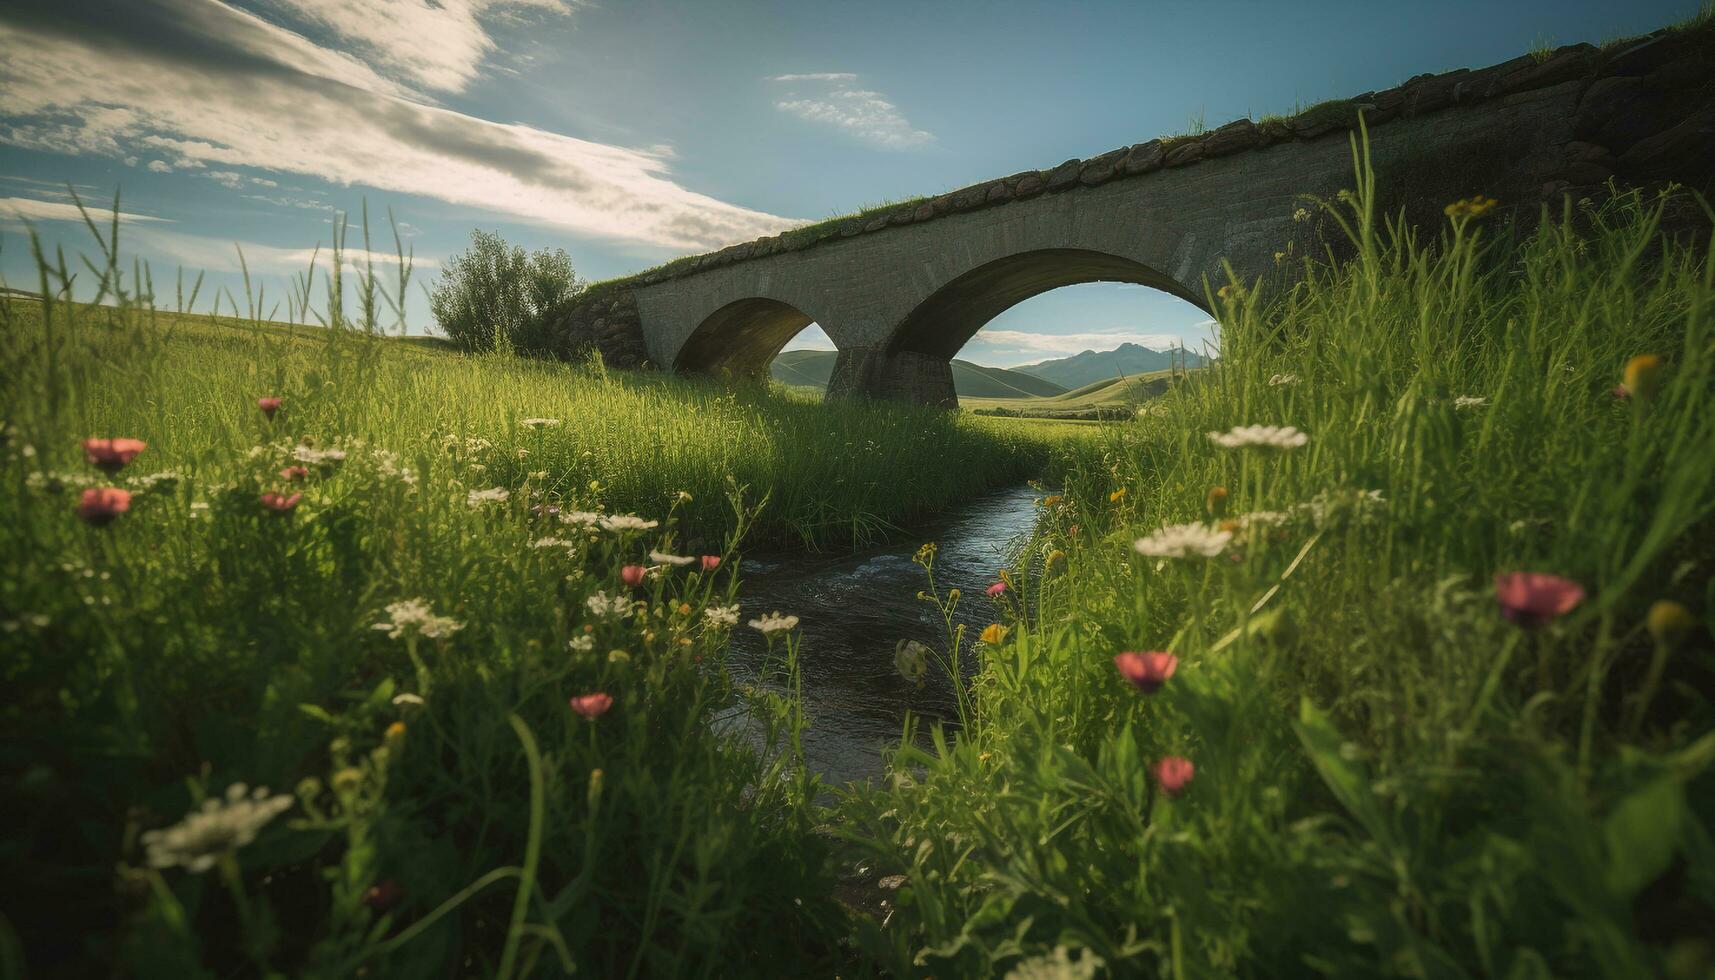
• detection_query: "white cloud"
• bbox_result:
[770,74,934,149]
[203,170,246,189]
[130,226,436,274]
[967,329,1190,355]
[0,1,798,250]
[1,195,167,225]
[146,160,173,173]
[260,0,580,94]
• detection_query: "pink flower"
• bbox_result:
[260,492,302,514]
[1610,385,1631,400]
[77,487,132,526]
[1114,651,1178,693]
[280,465,309,482]
[1495,572,1585,628]
[1153,756,1195,797]
[83,438,147,474]
[700,555,721,572]
[985,581,1006,597]
[621,565,646,587]
[569,692,613,719]
[257,397,282,420]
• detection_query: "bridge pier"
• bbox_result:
[825,347,957,409]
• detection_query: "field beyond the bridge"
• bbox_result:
[3,162,1714,976]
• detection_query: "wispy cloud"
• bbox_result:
[0,0,798,250]
[258,0,581,95]
[1,194,167,224]
[968,329,1190,355]
[769,73,934,150]
[130,226,435,274]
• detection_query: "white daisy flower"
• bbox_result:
[559,511,602,527]
[748,611,799,635]
[703,604,740,629]
[600,515,659,533]
[649,550,695,567]
[372,598,464,640]
[139,784,294,873]
[1207,425,1308,451]
[466,487,511,507]
[1133,522,1232,559]
[568,635,595,653]
[291,446,347,467]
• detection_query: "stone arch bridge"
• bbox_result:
[551,33,1712,406]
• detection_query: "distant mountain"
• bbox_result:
[771,350,1067,399]
[1014,343,1205,390]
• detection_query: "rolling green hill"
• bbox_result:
[1015,343,1206,389]
[771,349,1067,399]
[963,368,1180,419]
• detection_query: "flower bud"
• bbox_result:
[1646,600,1697,647]
[1623,354,1665,401]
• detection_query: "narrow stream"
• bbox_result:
[725,483,1043,788]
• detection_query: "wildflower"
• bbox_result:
[383,721,407,751]
[1494,572,1585,628]
[649,550,695,567]
[1267,373,1299,387]
[1292,207,1310,222]
[291,446,346,468]
[704,604,740,629]
[1045,549,1066,569]
[980,623,1009,645]
[568,634,595,653]
[190,501,210,518]
[1109,488,1127,503]
[1040,495,1063,507]
[749,611,800,635]
[894,639,930,685]
[913,542,938,564]
[260,492,302,514]
[83,438,147,473]
[700,555,721,572]
[139,783,293,873]
[569,692,613,719]
[585,591,629,618]
[1153,756,1195,797]
[1206,486,1229,519]
[1454,396,1488,410]
[1623,354,1664,401]
[986,581,1007,598]
[1610,384,1632,400]
[466,487,510,507]
[373,598,464,640]
[1444,195,1498,218]
[600,514,659,533]
[77,487,132,526]
[391,693,425,708]
[362,880,404,912]
[331,768,363,794]
[129,470,181,494]
[257,397,281,420]
[1273,250,1287,264]
[620,565,647,587]
[1134,522,1231,559]
[1114,651,1178,693]
[280,465,309,481]
[519,417,561,428]
[1207,425,1308,451]
[560,510,602,527]
[1646,600,1697,647]
[531,536,573,549]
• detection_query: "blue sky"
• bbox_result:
[0,0,1697,367]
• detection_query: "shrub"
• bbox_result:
[429,230,583,354]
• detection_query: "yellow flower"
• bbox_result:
[1623,354,1665,401]
[1045,549,1066,568]
[1206,486,1229,519]
[1041,495,1063,507]
[1444,195,1499,219]
[980,623,1010,645]
[1109,488,1127,503]
[1646,600,1697,647]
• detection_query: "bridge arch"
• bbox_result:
[671,296,820,377]
[888,247,1209,360]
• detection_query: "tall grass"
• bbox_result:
[0,207,1060,976]
[836,139,1715,976]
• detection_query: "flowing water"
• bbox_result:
[725,483,1043,788]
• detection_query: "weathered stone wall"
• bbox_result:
[544,27,1714,393]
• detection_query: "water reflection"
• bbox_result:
[725,484,1042,789]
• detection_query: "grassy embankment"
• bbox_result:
[0,214,1074,976]
[835,142,1715,976]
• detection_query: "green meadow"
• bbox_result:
[2,140,1713,977]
